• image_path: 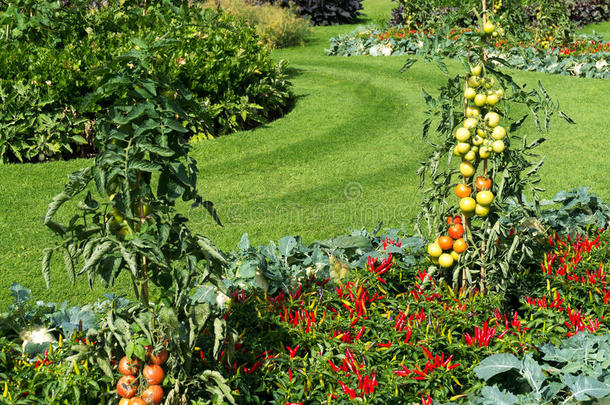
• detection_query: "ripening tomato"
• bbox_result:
[129,398,147,405]
[453,238,468,253]
[117,375,138,399]
[475,176,492,191]
[119,356,141,376]
[142,385,164,405]
[438,236,454,251]
[448,224,464,239]
[143,365,165,385]
[119,399,130,405]
[149,349,169,366]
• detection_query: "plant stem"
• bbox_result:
[136,171,149,307]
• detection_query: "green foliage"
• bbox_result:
[470,333,610,404]
[202,0,312,48]
[0,0,292,163]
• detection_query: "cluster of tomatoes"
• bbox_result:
[116,347,168,405]
[426,216,468,268]
[454,66,506,178]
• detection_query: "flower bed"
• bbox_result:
[327,27,610,79]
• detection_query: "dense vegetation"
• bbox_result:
[0,0,292,163]
[0,0,609,403]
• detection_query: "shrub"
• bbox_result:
[256,0,363,26]
[567,0,610,26]
[0,0,292,163]
[202,0,312,48]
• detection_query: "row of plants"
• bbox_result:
[327,27,610,79]
[4,221,608,403]
[388,0,609,46]
[0,0,293,163]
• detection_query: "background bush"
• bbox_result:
[203,0,312,48]
[0,0,292,163]
[255,0,364,26]
[389,0,609,37]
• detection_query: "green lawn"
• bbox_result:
[1,0,609,307]
[579,21,610,40]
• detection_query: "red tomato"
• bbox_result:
[149,349,168,366]
[117,375,138,399]
[475,176,492,191]
[143,365,165,385]
[119,356,141,376]
[453,216,462,225]
[448,224,464,239]
[142,385,164,405]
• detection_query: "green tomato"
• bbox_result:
[492,140,506,153]
[455,127,471,142]
[484,112,500,128]
[491,126,506,140]
[479,146,491,159]
[483,21,495,34]
[456,142,471,154]
[486,94,499,106]
[464,150,477,162]
[463,118,478,130]
[464,87,476,100]
[474,94,487,107]
[475,203,491,217]
[470,64,482,76]
[468,76,481,88]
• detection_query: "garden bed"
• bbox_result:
[327,27,610,79]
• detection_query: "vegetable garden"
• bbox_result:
[0,0,609,404]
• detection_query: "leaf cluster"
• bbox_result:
[0,0,292,163]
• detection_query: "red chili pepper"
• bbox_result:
[328,359,340,372]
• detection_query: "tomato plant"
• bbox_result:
[412,1,574,293]
[41,39,235,403]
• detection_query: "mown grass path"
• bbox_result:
[0,0,608,306]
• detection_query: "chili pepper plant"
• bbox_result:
[217,229,609,403]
